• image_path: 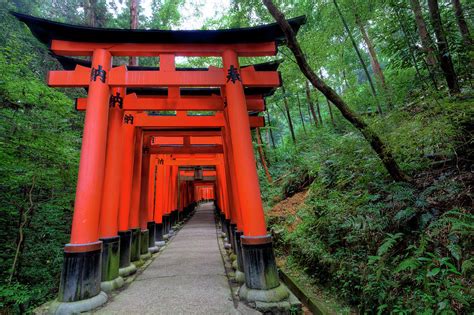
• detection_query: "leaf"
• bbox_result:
[427,268,440,277]
[394,207,417,222]
[447,243,461,261]
[377,233,404,256]
[395,257,420,273]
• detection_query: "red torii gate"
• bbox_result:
[13,11,306,313]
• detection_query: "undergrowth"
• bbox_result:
[261,95,473,314]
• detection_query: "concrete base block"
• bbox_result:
[148,246,160,254]
[49,291,107,315]
[100,276,124,293]
[239,283,290,304]
[235,270,245,284]
[140,252,152,261]
[118,263,137,277]
[155,241,166,247]
[232,259,238,270]
[132,260,145,268]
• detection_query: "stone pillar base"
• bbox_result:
[118,263,137,277]
[238,235,301,313]
[147,221,156,249]
[235,270,245,283]
[148,246,160,254]
[241,235,280,290]
[155,241,166,247]
[100,276,124,293]
[140,252,152,261]
[118,231,132,270]
[49,291,108,315]
[140,229,151,260]
[59,242,102,302]
[130,228,141,263]
[239,283,301,313]
[100,236,121,289]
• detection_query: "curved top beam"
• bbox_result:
[11,12,306,45]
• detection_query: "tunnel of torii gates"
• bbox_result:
[13,12,306,311]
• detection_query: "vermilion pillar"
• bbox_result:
[98,87,125,291]
[138,137,155,257]
[117,112,137,276]
[162,163,171,237]
[129,128,143,263]
[146,156,159,251]
[59,49,111,304]
[222,50,266,237]
[222,49,283,296]
[154,158,165,246]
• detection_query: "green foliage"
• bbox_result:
[0,6,80,313]
[264,94,473,313]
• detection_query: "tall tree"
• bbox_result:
[255,128,273,183]
[129,0,139,66]
[305,80,319,127]
[427,0,461,94]
[394,3,439,90]
[281,85,297,144]
[296,93,307,134]
[409,0,438,67]
[265,111,276,148]
[354,13,388,94]
[332,0,382,114]
[263,0,411,182]
[451,0,472,49]
[319,69,336,127]
[84,0,98,27]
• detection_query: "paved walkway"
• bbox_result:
[96,202,258,315]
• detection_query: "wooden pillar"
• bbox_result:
[129,128,143,262]
[138,135,152,257]
[98,87,125,290]
[117,112,136,275]
[59,49,111,303]
[222,49,281,293]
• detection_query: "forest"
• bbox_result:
[0,0,472,313]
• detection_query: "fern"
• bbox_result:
[394,207,417,222]
[377,233,404,256]
[395,257,420,273]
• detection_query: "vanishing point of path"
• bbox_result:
[96,202,259,315]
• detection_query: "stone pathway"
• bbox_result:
[95,202,259,315]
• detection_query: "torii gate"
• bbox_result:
[13,12,306,313]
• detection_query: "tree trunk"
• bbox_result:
[305,80,319,127]
[451,0,472,49]
[256,128,273,183]
[320,70,336,127]
[355,14,387,90]
[332,0,382,115]
[394,3,439,91]
[266,110,276,148]
[282,85,297,144]
[9,178,35,284]
[262,0,411,183]
[409,0,438,67]
[84,0,98,27]
[427,0,461,94]
[355,14,393,108]
[129,0,140,66]
[296,93,307,134]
